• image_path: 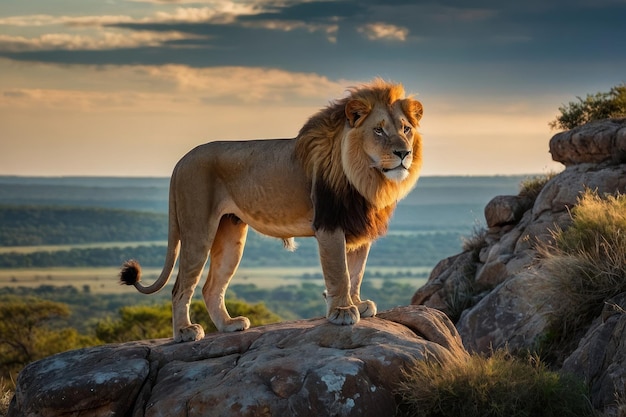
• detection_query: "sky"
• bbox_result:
[0,0,624,177]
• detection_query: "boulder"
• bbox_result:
[414,161,626,354]
[455,268,553,353]
[8,306,467,417]
[550,118,626,166]
[484,194,533,228]
[562,292,626,415]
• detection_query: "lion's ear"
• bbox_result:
[345,99,371,127]
[403,98,423,125]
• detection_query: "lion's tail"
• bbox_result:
[120,177,181,294]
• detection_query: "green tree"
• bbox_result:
[0,298,97,383]
[550,84,626,130]
[95,299,281,343]
[94,304,172,342]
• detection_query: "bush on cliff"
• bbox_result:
[397,349,595,417]
[539,189,626,354]
[549,84,626,130]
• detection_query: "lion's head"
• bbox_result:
[295,79,423,209]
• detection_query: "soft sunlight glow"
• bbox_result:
[0,0,621,177]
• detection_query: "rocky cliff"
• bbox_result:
[8,306,466,417]
[412,118,626,415]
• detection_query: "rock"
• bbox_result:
[412,162,626,354]
[8,342,153,417]
[562,292,626,415]
[550,118,626,166]
[455,269,553,353]
[410,251,479,320]
[484,195,533,228]
[8,306,467,417]
[410,118,626,414]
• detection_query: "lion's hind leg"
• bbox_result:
[202,214,251,332]
[172,231,214,342]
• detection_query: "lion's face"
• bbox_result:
[359,103,417,182]
[341,97,423,206]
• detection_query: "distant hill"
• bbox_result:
[0,175,527,232]
[0,206,167,246]
[0,175,530,268]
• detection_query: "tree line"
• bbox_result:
[0,232,460,268]
[0,205,167,246]
[0,205,463,268]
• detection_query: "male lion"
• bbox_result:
[120,79,423,342]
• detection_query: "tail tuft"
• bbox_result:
[120,259,142,285]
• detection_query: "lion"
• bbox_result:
[120,79,423,342]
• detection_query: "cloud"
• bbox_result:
[143,65,350,102]
[0,63,351,110]
[357,22,409,42]
[0,8,252,28]
[0,14,136,27]
[0,31,191,52]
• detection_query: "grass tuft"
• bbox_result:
[461,224,488,252]
[396,350,596,417]
[518,172,558,200]
[538,189,626,352]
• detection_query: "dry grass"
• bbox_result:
[539,190,626,344]
[518,172,558,200]
[461,224,488,252]
[396,350,596,417]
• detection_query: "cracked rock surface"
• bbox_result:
[8,305,467,417]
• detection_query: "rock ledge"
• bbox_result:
[9,305,467,417]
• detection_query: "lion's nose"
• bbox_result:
[393,150,411,160]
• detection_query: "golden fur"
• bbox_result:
[121,79,423,342]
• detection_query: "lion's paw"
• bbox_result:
[327,305,360,326]
[356,300,377,318]
[221,316,251,332]
[176,324,205,343]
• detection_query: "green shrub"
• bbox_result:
[549,84,626,130]
[95,299,281,342]
[396,350,596,417]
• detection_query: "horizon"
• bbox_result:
[0,172,556,180]
[1,0,622,177]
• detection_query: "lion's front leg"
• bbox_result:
[315,228,360,325]
[347,242,377,318]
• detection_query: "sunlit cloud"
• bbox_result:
[357,22,409,42]
[0,64,351,110]
[0,3,339,50]
[241,19,339,42]
[0,7,258,28]
[142,65,349,102]
[0,31,191,52]
[0,14,135,27]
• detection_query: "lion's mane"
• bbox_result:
[294,79,423,246]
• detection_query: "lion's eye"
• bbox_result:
[373,127,384,136]
[403,125,412,135]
